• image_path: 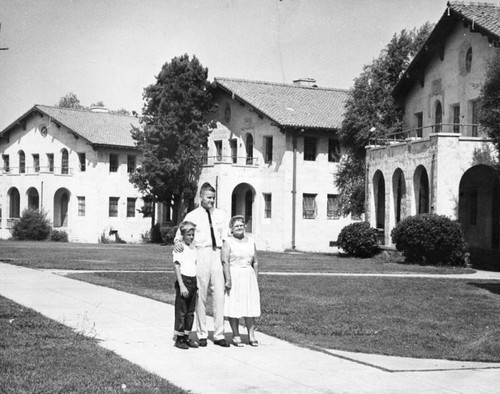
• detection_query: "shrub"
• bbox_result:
[160,224,178,245]
[337,222,379,257]
[391,214,468,266]
[50,229,68,242]
[11,209,52,241]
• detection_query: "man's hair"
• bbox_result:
[200,182,216,195]
[179,221,197,235]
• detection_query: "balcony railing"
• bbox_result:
[369,123,486,146]
[1,166,74,175]
[6,218,20,229]
[202,155,259,166]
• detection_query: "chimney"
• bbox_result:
[293,78,317,88]
[90,105,109,113]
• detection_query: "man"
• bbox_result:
[174,182,230,347]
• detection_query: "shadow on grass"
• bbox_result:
[468,282,500,295]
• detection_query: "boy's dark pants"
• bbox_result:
[174,275,197,335]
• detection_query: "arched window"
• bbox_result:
[19,151,25,174]
[246,134,254,165]
[414,166,430,214]
[61,149,69,175]
[435,101,442,133]
[8,188,20,218]
[393,169,406,224]
[465,47,472,73]
[27,187,40,211]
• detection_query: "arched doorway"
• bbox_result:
[373,170,385,243]
[8,187,20,218]
[458,165,500,250]
[392,168,406,224]
[54,188,70,227]
[414,166,430,214]
[27,187,40,210]
[231,183,255,233]
[435,101,442,133]
[245,134,254,165]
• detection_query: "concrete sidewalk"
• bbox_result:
[1,262,499,394]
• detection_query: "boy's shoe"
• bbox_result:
[184,337,199,348]
[198,338,208,347]
[175,337,189,350]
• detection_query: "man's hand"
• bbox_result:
[174,240,184,253]
[180,285,189,298]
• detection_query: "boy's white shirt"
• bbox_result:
[173,243,197,277]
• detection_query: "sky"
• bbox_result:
[0,0,450,130]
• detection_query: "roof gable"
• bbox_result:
[393,1,500,100]
[215,78,349,130]
[1,105,140,148]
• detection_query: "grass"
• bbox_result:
[0,295,187,394]
[1,240,498,363]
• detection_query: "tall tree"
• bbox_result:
[335,23,433,216]
[478,53,500,161]
[56,92,84,109]
[130,54,215,224]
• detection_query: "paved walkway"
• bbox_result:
[1,262,500,393]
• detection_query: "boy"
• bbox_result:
[173,221,199,349]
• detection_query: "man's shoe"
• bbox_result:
[198,338,207,347]
[184,337,199,348]
[214,338,230,347]
[175,338,189,350]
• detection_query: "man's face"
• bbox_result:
[200,190,215,209]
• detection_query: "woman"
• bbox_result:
[222,215,261,346]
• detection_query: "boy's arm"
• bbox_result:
[221,241,231,293]
[173,259,188,298]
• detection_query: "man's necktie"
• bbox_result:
[206,209,217,248]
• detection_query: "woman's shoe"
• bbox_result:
[249,340,259,347]
[232,336,244,347]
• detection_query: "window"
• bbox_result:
[78,196,86,216]
[472,101,479,137]
[328,139,341,162]
[127,198,136,217]
[302,194,317,219]
[19,151,25,174]
[3,154,9,173]
[452,105,460,133]
[214,140,222,161]
[465,47,472,73]
[110,154,118,172]
[224,103,231,124]
[127,155,136,173]
[142,198,153,217]
[304,137,317,161]
[109,197,119,217]
[32,154,40,172]
[246,134,254,165]
[264,136,273,164]
[327,194,340,219]
[61,149,69,175]
[415,112,423,138]
[263,193,272,218]
[47,153,54,172]
[435,101,442,133]
[229,139,237,164]
[78,153,86,171]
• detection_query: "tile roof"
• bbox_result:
[449,2,500,38]
[215,78,349,130]
[3,105,140,148]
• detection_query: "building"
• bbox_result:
[365,2,500,263]
[199,77,353,252]
[0,105,154,243]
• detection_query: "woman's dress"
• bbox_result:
[223,236,261,318]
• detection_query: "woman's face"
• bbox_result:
[231,220,246,237]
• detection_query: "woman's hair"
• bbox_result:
[229,215,245,229]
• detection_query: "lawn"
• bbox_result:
[0,295,187,394]
[1,240,499,363]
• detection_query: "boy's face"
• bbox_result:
[183,229,195,245]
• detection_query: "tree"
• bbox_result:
[56,92,84,109]
[130,54,215,225]
[335,23,433,216]
[478,53,500,160]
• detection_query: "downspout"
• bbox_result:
[291,132,297,249]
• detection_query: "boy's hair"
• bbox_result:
[179,221,197,235]
[200,182,215,195]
